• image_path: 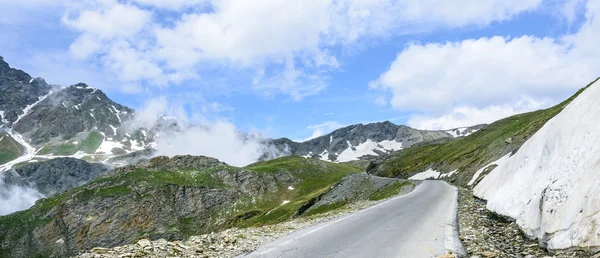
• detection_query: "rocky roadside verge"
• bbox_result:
[75,200,390,258]
[457,188,586,258]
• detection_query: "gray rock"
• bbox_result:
[1,157,109,195]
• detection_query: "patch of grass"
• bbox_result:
[80,131,103,154]
[0,133,24,165]
[303,201,348,217]
[370,78,599,187]
[89,168,227,191]
[35,131,103,156]
[54,143,80,155]
[368,181,414,201]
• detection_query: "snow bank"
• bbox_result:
[409,169,441,180]
[474,80,600,251]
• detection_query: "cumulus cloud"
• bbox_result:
[371,0,600,129]
[129,0,209,11]
[0,173,44,216]
[408,98,549,130]
[51,0,543,99]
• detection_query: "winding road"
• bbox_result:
[243,180,464,258]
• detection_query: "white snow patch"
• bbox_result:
[96,97,101,101]
[0,111,7,124]
[409,169,441,180]
[129,140,145,151]
[319,150,330,161]
[72,141,79,145]
[0,136,3,142]
[439,170,458,178]
[281,200,290,206]
[467,153,512,186]
[329,135,333,144]
[377,140,404,151]
[446,127,479,138]
[448,170,458,177]
[29,78,34,83]
[288,186,294,191]
[336,139,404,162]
[302,151,313,158]
[0,129,37,171]
[474,80,600,251]
[109,125,118,136]
[89,113,95,118]
[96,137,125,154]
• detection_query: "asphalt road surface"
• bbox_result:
[243,180,464,258]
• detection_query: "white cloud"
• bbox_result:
[129,0,208,11]
[51,0,543,99]
[154,121,270,167]
[408,98,548,130]
[0,174,45,215]
[126,97,281,166]
[297,121,344,142]
[372,0,600,129]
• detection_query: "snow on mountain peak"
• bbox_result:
[474,79,600,251]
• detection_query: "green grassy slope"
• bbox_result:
[37,131,104,155]
[368,78,599,186]
[0,132,23,165]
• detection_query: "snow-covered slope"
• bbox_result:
[474,80,600,252]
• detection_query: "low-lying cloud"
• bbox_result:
[127,97,285,167]
[0,173,44,216]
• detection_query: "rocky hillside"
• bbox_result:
[0,155,369,257]
[1,158,109,196]
[268,121,484,163]
[366,78,599,187]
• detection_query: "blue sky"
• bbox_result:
[1,0,598,141]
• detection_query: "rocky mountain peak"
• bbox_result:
[0,57,52,126]
[12,82,135,146]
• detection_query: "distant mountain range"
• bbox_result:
[0,55,485,170]
[268,122,485,163]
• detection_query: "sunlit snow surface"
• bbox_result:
[474,80,600,251]
[467,154,512,186]
[336,139,403,162]
[445,127,478,138]
[409,169,441,180]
